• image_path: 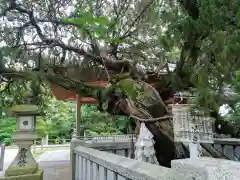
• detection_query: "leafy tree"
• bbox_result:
[0,97,126,145]
[1,0,238,116]
[0,116,15,145]
[81,104,129,136]
[223,70,240,136]
[39,98,75,140]
[0,80,51,117]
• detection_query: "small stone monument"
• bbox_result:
[1,104,43,180]
[172,104,215,158]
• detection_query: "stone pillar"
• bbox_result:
[43,134,48,145]
[71,96,82,180]
[3,104,43,180]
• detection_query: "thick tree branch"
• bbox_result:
[0,67,100,98]
[5,1,135,74]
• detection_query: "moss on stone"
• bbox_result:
[9,105,39,113]
[5,164,38,177]
[0,169,43,180]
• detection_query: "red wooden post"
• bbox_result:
[76,95,82,138]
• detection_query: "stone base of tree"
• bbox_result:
[0,169,43,180]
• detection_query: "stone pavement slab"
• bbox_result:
[39,161,71,180]
[36,149,70,162]
[37,149,71,180]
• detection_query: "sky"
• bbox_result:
[219,104,230,116]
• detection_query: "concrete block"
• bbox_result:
[172,157,240,180]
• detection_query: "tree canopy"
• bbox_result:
[1,0,240,167]
[1,0,240,112]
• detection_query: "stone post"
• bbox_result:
[0,144,5,171]
[1,104,43,180]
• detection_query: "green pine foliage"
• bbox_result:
[81,104,129,136]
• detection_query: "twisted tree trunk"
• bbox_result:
[112,78,229,167]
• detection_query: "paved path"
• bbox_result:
[39,161,71,180]
[1,149,71,180]
[37,149,71,180]
[36,149,70,162]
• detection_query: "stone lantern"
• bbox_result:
[3,104,43,180]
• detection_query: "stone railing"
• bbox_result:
[70,135,135,179]
[73,145,240,180]
[70,135,240,180]
[72,134,134,141]
[73,145,180,180]
[212,138,240,160]
[71,135,240,161]
[71,135,135,157]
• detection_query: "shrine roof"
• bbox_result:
[50,63,171,102]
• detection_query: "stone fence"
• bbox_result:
[73,145,240,180]
[71,135,240,160]
[71,134,135,153]
[212,138,240,160]
[70,135,135,179]
[70,135,240,180]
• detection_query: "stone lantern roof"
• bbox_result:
[8,104,40,116]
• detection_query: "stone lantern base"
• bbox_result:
[0,169,43,180]
[0,133,43,180]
